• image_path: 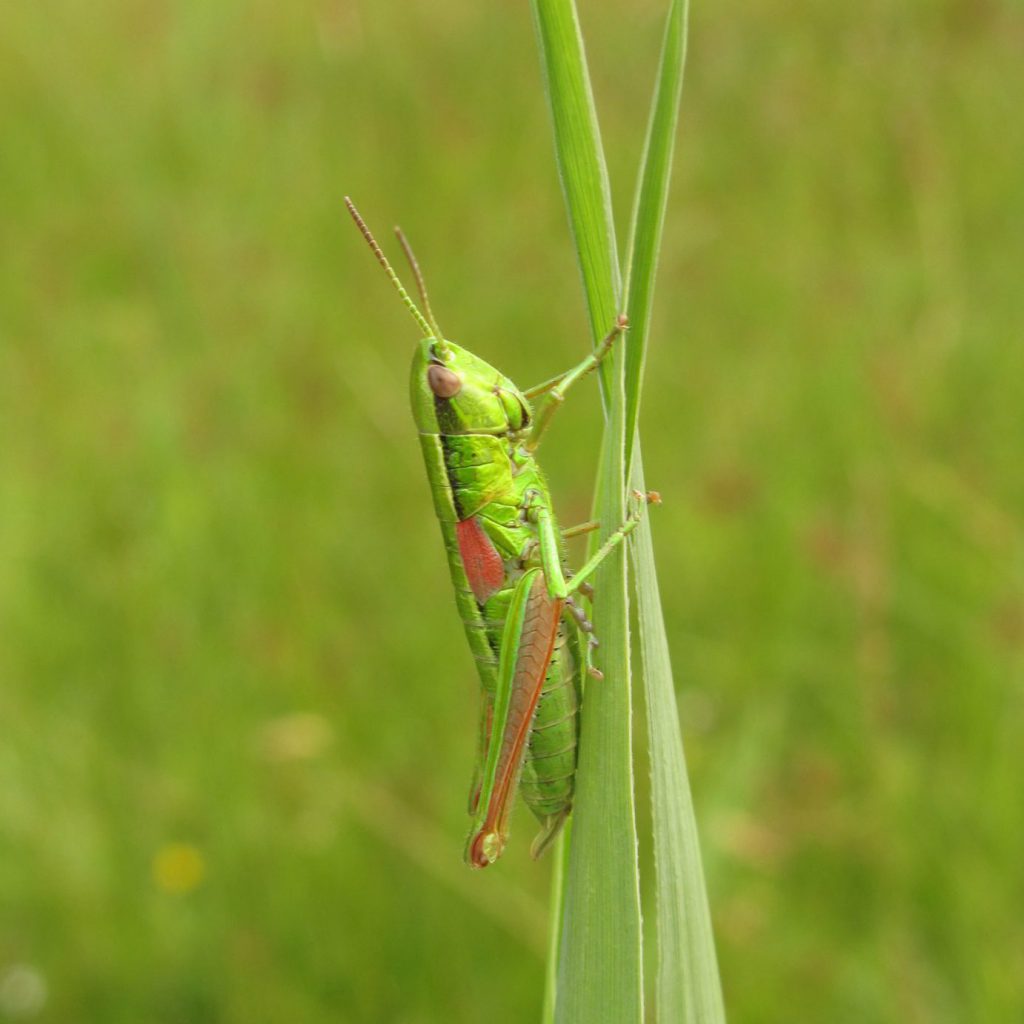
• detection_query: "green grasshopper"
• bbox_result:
[346,198,656,868]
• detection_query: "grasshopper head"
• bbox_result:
[344,199,531,435]
[410,337,531,436]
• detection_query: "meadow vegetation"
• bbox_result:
[1,1,1021,1021]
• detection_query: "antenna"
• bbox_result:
[394,226,444,341]
[344,197,435,340]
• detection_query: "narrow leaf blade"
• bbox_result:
[622,1,727,1020]
[633,451,727,1024]
[530,3,643,1023]
[530,0,621,362]
[623,0,689,463]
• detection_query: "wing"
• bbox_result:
[465,568,563,868]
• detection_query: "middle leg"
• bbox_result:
[527,488,660,602]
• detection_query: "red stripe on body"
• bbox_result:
[456,517,505,604]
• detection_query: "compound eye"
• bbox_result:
[427,363,462,398]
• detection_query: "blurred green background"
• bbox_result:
[2,0,1022,1021]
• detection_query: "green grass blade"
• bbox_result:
[530,2,643,1023]
[556,383,638,1024]
[632,453,727,1024]
[623,0,688,462]
[530,0,621,353]
[540,829,568,1024]
[622,1,727,1020]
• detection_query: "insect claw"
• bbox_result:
[587,666,604,681]
[628,489,662,522]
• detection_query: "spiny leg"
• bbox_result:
[522,315,628,454]
[564,560,599,674]
[564,595,603,681]
[563,490,661,597]
[562,525,598,607]
[527,489,661,604]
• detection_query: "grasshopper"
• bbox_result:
[346,199,656,868]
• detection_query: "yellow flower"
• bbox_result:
[153,842,206,894]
